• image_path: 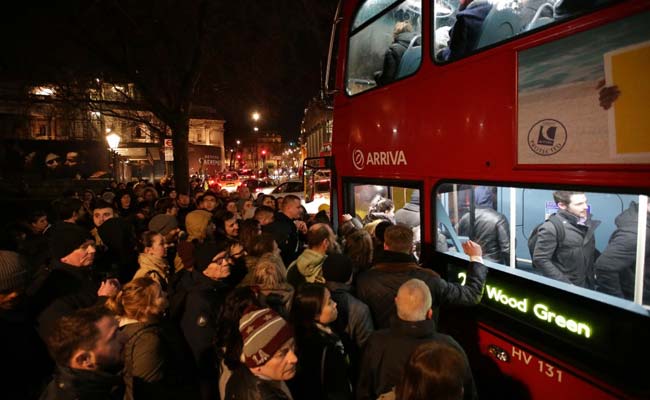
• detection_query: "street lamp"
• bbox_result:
[252,112,260,122]
[106,133,121,181]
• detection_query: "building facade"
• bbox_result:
[0,82,225,182]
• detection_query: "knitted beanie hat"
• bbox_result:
[239,307,294,368]
[194,240,230,272]
[0,250,28,293]
[49,224,93,260]
[148,214,178,236]
[322,253,354,283]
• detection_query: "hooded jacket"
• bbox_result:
[287,248,327,284]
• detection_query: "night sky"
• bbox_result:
[0,1,338,143]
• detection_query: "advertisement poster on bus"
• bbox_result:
[518,12,650,165]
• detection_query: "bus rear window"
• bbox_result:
[433,0,617,62]
[435,183,649,308]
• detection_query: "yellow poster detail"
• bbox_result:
[606,41,650,155]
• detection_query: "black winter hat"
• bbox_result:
[0,251,28,293]
[194,241,231,271]
[322,253,354,283]
[50,224,93,260]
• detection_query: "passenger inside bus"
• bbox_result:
[433,0,614,62]
[437,183,650,308]
[374,21,419,85]
[456,186,510,264]
[437,0,493,61]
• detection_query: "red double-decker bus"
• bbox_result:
[306,0,650,398]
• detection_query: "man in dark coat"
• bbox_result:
[438,0,493,61]
[180,241,233,399]
[357,224,486,329]
[264,195,306,266]
[595,201,650,302]
[374,20,417,85]
[357,279,477,400]
[532,191,600,288]
[457,186,510,264]
[32,223,119,340]
[40,306,125,400]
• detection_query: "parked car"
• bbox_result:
[271,179,330,215]
[239,178,276,198]
[217,172,240,193]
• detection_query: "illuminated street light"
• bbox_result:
[253,127,259,132]
[106,133,121,150]
[252,112,260,121]
[106,133,121,182]
[236,139,241,146]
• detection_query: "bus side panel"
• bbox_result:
[476,326,631,400]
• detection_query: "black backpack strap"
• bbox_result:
[547,214,566,245]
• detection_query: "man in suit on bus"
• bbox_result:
[532,191,600,288]
[356,224,487,329]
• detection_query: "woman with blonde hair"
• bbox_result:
[251,254,294,318]
[106,277,197,399]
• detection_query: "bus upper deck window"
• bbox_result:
[432,0,618,63]
[436,183,650,308]
[347,0,422,96]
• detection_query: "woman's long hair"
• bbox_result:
[395,341,465,400]
[290,283,327,336]
[105,277,168,323]
[344,229,374,273]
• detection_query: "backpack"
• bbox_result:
[528,214,566,267]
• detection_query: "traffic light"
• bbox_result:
[261,149,266,156]
[236,153,241,159]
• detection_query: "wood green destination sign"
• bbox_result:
[458,272,595,340]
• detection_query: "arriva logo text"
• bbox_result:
[352,148,407,170]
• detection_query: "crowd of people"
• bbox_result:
[0,177,488,400]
